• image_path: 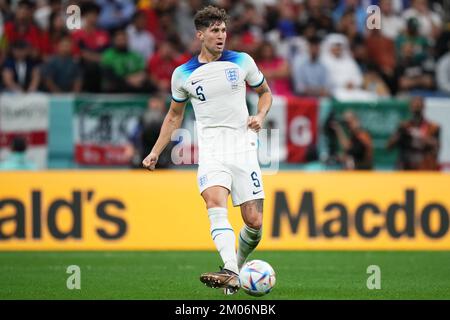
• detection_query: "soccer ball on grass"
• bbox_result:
[239,260,276,296]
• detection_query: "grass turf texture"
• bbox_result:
[1,251,449,299]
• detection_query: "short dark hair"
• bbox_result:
[112,27,127,39]
[308,35,321,45]
[17,0,34,9]
[193,5,228,30]
[81,2,101,16]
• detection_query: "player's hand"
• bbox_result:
[142,152,158,171]
[248,114,264,132]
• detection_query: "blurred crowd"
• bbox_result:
[0,0,446,171]
[0,0,449,97]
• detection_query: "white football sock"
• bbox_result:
[237,224,262,270]
[208,207,238,274]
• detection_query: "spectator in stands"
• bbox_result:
[332,0,366,34]
[337,8,363,48]
[379,0,405,41]
[34,0,62,31]
[174,0,202,48]
[275,0,300,39]
[394,41,434,93]
[0,8,4,62]
[126,10,155,61]
[435,25,450,60]
[227,2,264,56]
[365,29,397,94]
[72,2,110,92]
[320,33,363,94]
[147,40,188,93]
[255,41,292,96]
[387,96,440,170]
[292,35,331,97]
[436,41,450,95]
[41,36,82,93]
[0,136,37,171]
[134,0,165,43]
[3,0,42,59]
[41,11,69,59]
[96,0,135,32]
[1,40,40,93]
[351,37,370,73]
[0,0,13,23]
[330,111,373,170]
[101,28,155,93]
[301,0,334,40]
[125,94,172,169]
[402,0,442,43]
[362,65,391,97]
[395,17,429,65]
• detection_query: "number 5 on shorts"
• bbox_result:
[251,171,260,188]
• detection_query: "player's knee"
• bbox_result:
[205,198,225,209]
[245,213,263,230]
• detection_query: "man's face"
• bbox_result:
[410,97,424,117]
[16,5,31,21]
[159,42,173,59]
[309,42,320,58]
[58,39,72,56]
[197,21,227,55]
[413,0,427,13]
[135,14,147,30]
[331,44,343,58]
[343,111,359,131]
[84,12,98,26]
[380,0,392,14]
[114,32,128,50]
[13,47,27,60]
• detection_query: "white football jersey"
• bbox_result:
[171,50,264,162]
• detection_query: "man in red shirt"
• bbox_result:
[147,40,189,93]
[4,0,42,59]
[71,2,110,92]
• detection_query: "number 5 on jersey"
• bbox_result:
[196,86,206,101]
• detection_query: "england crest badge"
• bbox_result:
[225,68,239,89]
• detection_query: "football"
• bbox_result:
[239,260,276,296]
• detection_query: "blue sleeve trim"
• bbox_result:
[249,76,265,88]
[172,96,189,103]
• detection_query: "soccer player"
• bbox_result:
[142,6,272,295]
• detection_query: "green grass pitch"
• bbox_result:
[1,251,449,299]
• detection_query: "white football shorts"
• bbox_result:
[197,150,265,207]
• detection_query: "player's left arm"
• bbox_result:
[248,80,273,132]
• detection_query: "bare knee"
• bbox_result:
[202,186,229,209]
[205,198,225,209]
[246,213,262,230]
[241,199,263,230]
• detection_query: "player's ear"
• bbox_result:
[196,29,204,41]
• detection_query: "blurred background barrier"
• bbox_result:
[1,170,449,250]
[1,93,450,170]
[0,93,49,168]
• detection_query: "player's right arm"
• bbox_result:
[142,100,186,170]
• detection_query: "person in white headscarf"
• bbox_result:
[320,33,363,90]
[320,33,378,100]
